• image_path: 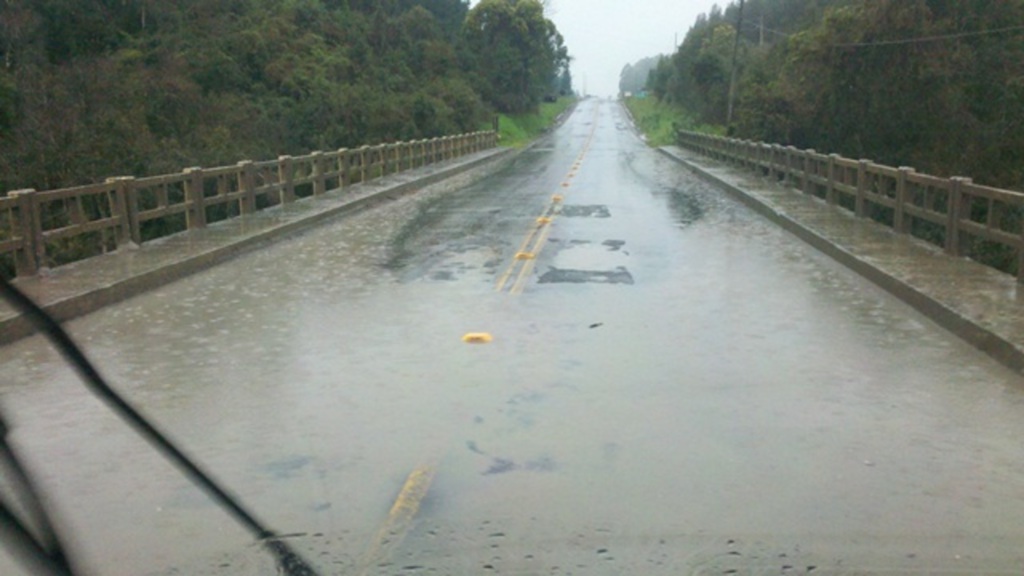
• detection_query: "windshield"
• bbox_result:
[2,1,1024,575]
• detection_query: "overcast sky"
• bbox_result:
[468,0,719,98]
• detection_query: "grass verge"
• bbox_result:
[622,97,724,146]
[496,97,577,148]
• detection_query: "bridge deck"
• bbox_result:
[661,145,1024,373]
[0,148,511,344]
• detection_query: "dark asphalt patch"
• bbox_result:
[560,204,611,218]
[429,270,454,281]
[668,190,704,227]
[538,266,634,285]
[482,456,557,475]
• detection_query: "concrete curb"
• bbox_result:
[1,148,515,345]
[658,146,1024,374]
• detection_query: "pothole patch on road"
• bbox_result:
[560,204,611,218]
[537,266,634,285]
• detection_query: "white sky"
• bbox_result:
[468,0,718,98]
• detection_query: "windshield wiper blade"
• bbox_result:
[0,277,319,575]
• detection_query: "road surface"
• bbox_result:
[2,99,1024,575]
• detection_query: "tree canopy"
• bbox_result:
[619,56,661,96]
[646,0,1024,189]
[462,0,570,113]
[0,0,571,192]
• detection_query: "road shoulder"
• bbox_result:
[659,145,1024,374]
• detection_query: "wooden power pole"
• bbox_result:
[726,0,745,134]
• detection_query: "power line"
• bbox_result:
[832,24,1024,48]
[737,21,1024,48]
[741,21,791,39]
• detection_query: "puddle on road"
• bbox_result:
[537,266,634,285]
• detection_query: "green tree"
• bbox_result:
[462,0,568,113]
[0,0,497,193]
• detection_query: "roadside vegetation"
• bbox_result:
[625,0,1024,190]
[0,0,572,194]
[622,96,720,147]
[497,96,577,148]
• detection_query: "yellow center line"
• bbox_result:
[359,465,437,575]
[495,115,601,294]
[494,202,561,292]
[510,217,556,295]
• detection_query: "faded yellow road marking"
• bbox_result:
[495,105,601,294]
[359,465,437,574]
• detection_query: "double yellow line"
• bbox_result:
[494,113,600,295]
[494,197,563,295]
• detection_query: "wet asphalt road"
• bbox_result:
[3,99,1024,575]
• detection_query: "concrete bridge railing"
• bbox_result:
[677,130,1024,282]
[0,131,498,278]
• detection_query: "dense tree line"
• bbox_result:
[0,0,570,193]
[648,0,1024,189]
[618,55,660,96]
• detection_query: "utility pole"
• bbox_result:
[759,13,764,46]
[726,0,745,134]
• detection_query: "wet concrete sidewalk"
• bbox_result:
[0,148,513,344]
[660,145,1024,373]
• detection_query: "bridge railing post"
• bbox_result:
[10,189,39,277]
[277,156,295,204]
[237,161,256,214]
[895,166,913,234]
[106,176,139,247]
[946,176,970,256]
[362,144,374,180]
[312,151,326,197]
[855,159,870,217]
[768,144,780,181]
[1018,217,1024,284]
[803,150,815,195]
[783,146,797,185]
[336,149,349,188]
[183,167,207,229]
[826,154,838,205]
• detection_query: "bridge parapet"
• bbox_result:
[678,130,1024,283]
[0,131,497,278]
